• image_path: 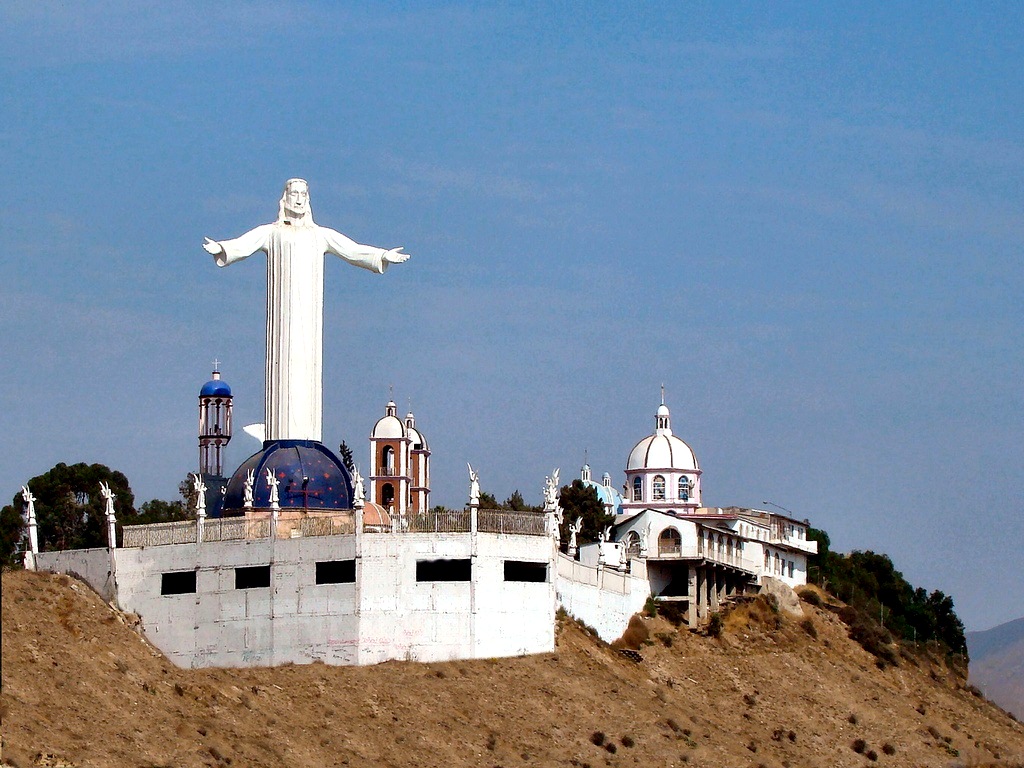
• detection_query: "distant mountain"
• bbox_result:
[968,617,1024,719]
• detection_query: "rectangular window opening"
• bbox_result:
[416,558,472,582]
[235,565,271,589]
[316,559,356,584]
[503,560,548,583]
[161,570,197,595]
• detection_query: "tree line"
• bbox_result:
[0,462,192,566]
[808,527,967,658]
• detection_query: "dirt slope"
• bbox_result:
[2,569,1023,768]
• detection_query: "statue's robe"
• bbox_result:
[212,222,389,443]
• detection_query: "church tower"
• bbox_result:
[368,398,430,517]
[199,366,233,477]
[405,410,431,515]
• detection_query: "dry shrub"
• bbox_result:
[707,612,723,637]
[851,738,866,754]
[800,617,818,639]
[838,606,897,666]
[658,601,687,626]
[724,594,783,634]
[612,615,649,650]
[797,585,824,606]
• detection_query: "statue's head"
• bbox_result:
[278,178,314,225]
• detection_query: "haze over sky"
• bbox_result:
[2,3,1021,631]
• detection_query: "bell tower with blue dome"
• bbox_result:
[199,364,233,477]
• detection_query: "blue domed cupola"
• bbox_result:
[221,440,353,515]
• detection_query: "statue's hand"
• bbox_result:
[203,237,224,256]
[383,247,410,264]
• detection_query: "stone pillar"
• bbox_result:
[26,505,38,556]
[697,567,708,621]
[687,566,699,628]
[196,506,206,546]
[106,505,117,549]
[710,568,719,612]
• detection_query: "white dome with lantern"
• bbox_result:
[622,395,702,515]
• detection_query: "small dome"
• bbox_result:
[371,415,405,439]
[627,399,699,472]
[626,434,699,471]
[200,371,232,397]
[407,426,428,451]
[371,400,406,439]
[583,476,624,515]
[221,440,352,515]
[362,502,391,528]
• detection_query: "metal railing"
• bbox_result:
[404,509,472,533]
[299,514,356,537]
[478,510,547,536]
[122,520,197,547]
[119,507,550,548]
[202,517,271,542]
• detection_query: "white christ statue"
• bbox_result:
[204,179,409,442]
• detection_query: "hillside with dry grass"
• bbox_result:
[2,569,1023,768]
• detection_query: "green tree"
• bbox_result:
[0,501,25,567]
[478,491,500,509]
[557,479,613,550]
[0,462,137,563]
[136,498,190,525]
[807,525,966,659]
[338,441,355,473]
[504,490,540,512]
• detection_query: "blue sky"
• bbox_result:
[1,2,1021,631]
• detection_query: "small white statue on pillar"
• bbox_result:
[99,481,117,549]
[542,469,563,540]
[20,485,38,557]
[568,517,582,558]
[352,467,365,510]
[192,473,208,519]
[468,463,480,508]
[265,467,280,511]
[243,469,255,509]
[639,521,652,558]
[543,468,560,511]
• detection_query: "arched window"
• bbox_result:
[658,527,681,556]
[678,475,691,501]
[381,482,395,509]
[382,446,395,475]
[652,475,666,501]
[632,476,642,502]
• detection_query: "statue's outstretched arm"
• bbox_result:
[322,227,410,275]
[204,224,274,267]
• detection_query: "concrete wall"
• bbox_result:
[33,548,115,602]
[38,530,556,669]
[555,553,650,643]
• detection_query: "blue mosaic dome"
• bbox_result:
[200,378,232,397]
[219,440,353,517]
